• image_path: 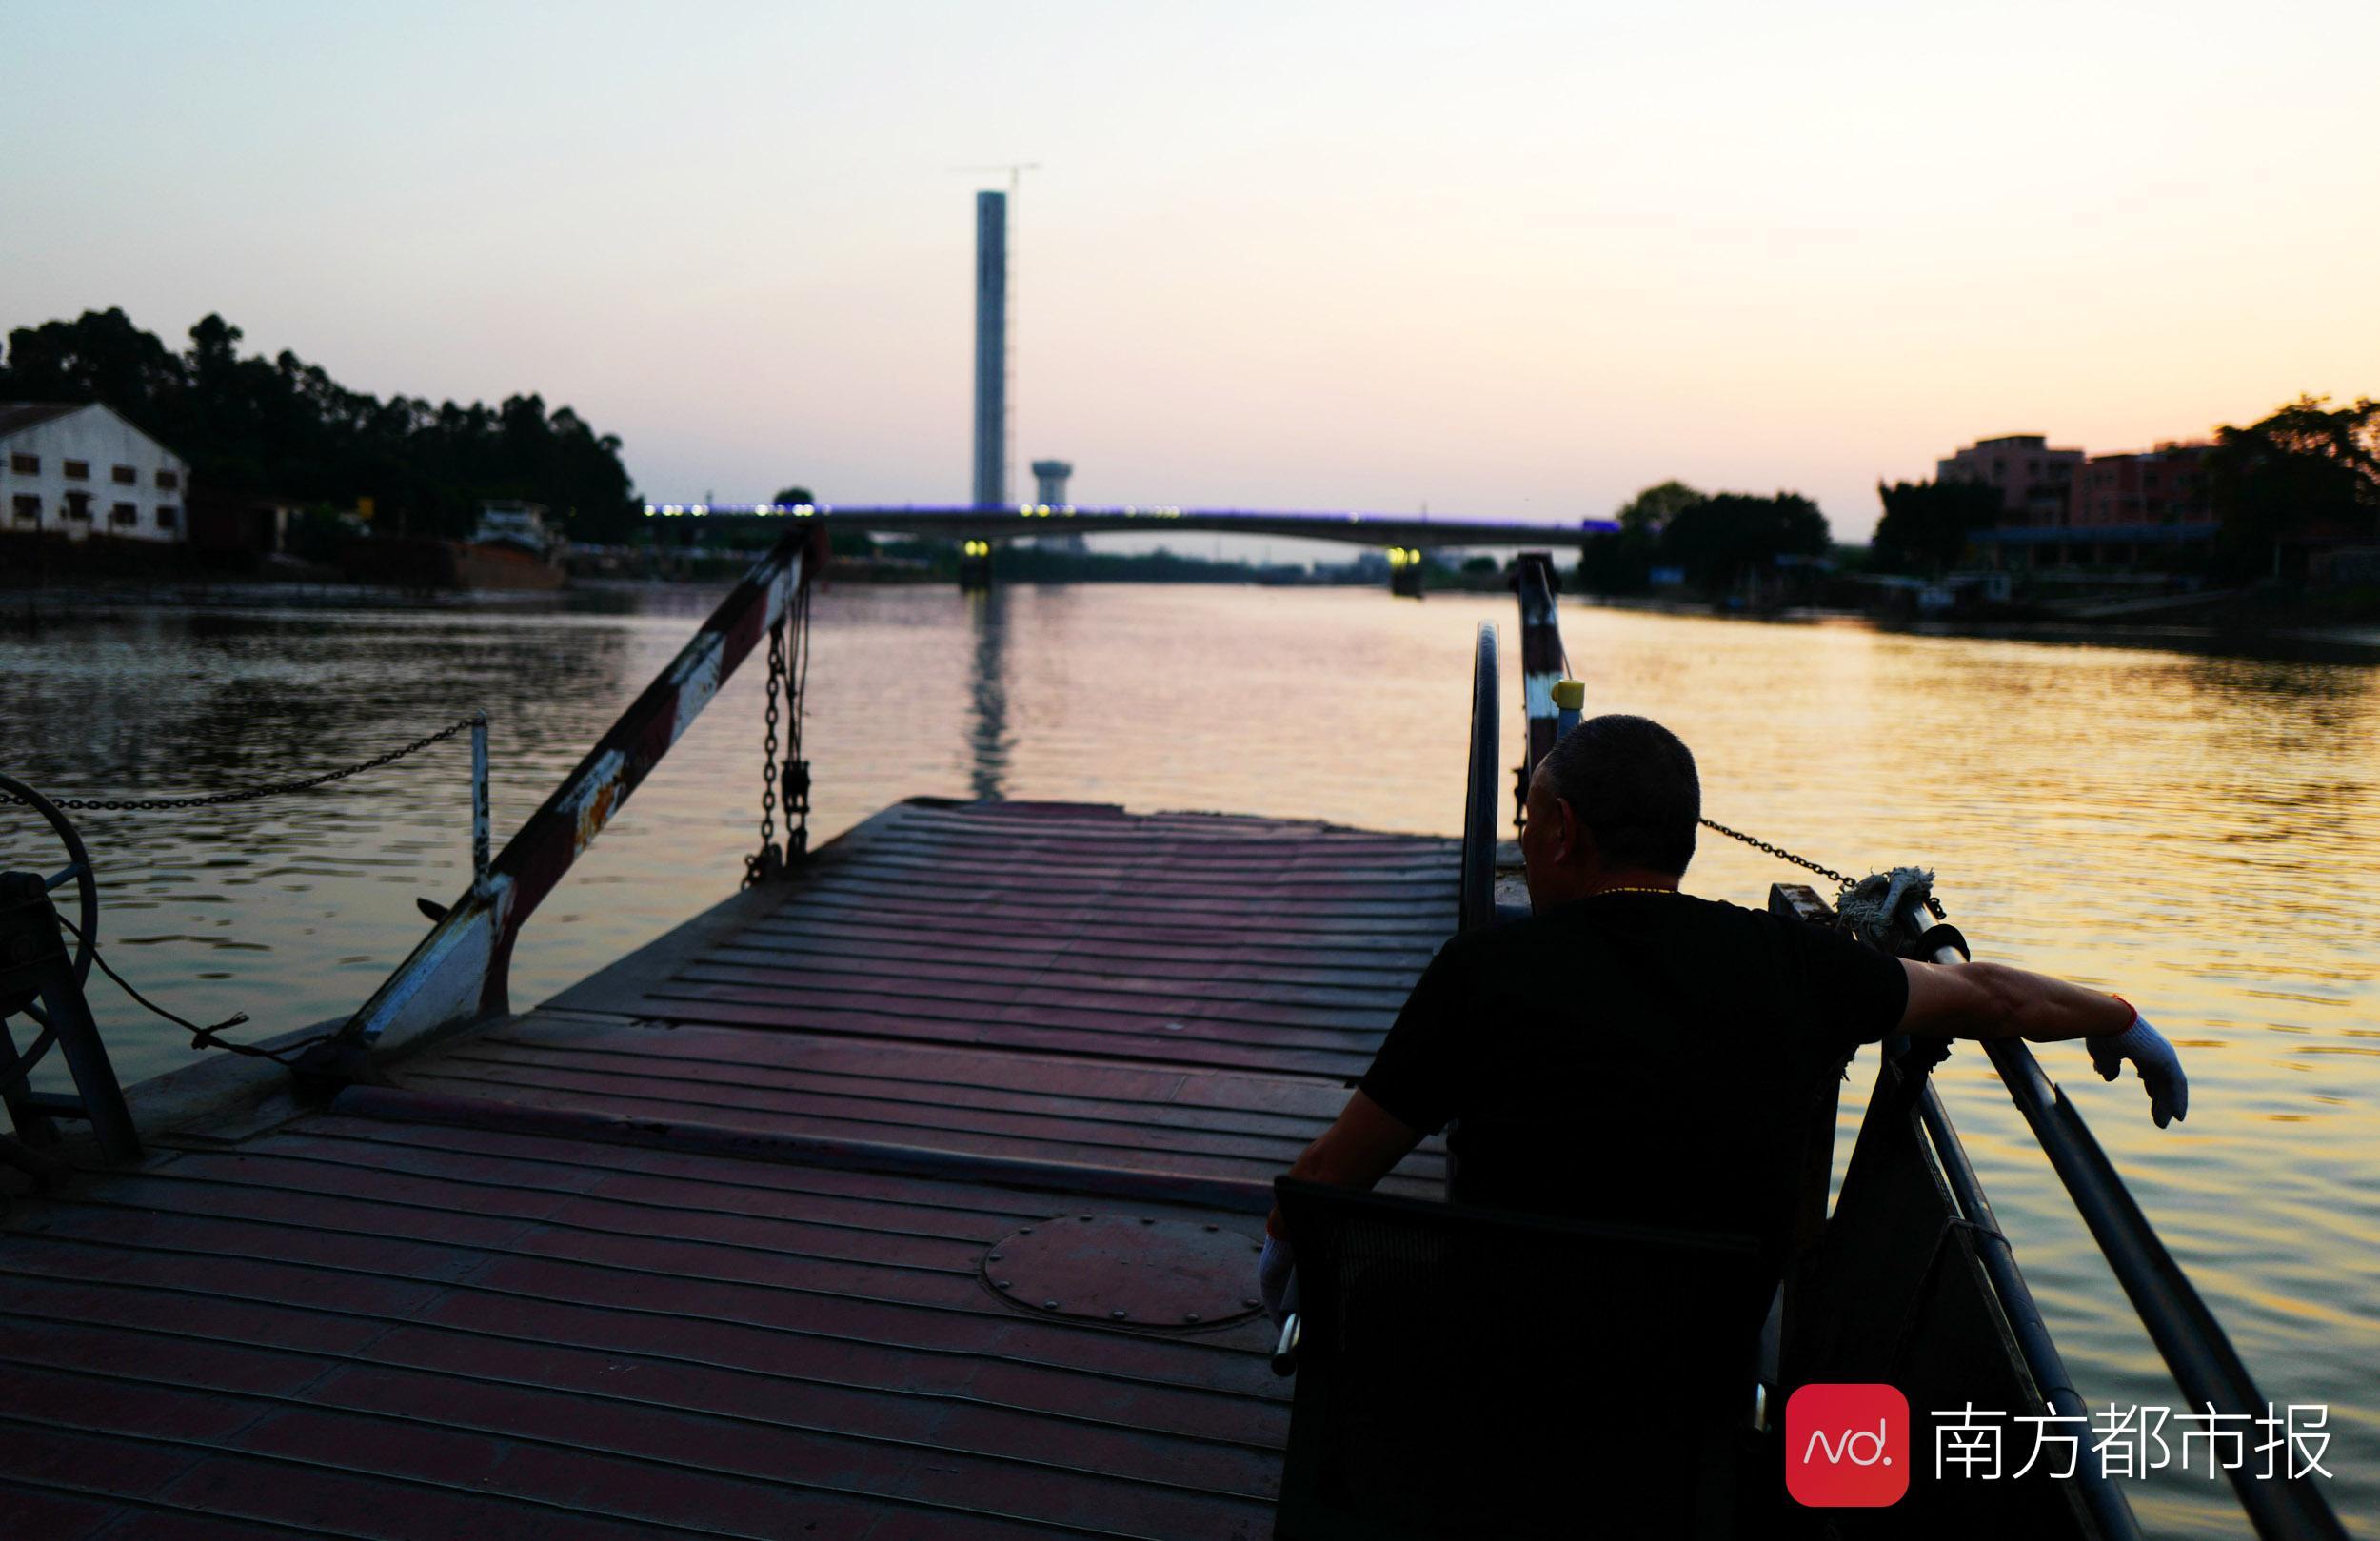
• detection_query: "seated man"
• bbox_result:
[1259,713,2185,1322]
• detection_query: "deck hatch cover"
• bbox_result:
[982,1214,1265,1329]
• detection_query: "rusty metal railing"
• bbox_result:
[1516,576,2337,1539]
[324,527,822,1061]
[1458,622,1499,935]
[1514,552,1566,788]
[1898,907,2346,1541]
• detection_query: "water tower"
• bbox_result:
[1030,460,1083,551]
[1031,460,1072,504]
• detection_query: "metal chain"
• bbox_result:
[0,719,477,813]
[1697,816,1855,890]
[744,613,787,887]
[1698,816,1948,919]
[783,577,812,859]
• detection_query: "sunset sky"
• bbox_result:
[8,1,2376,543]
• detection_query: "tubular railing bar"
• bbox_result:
[1514,552,1565,786]
[470,710,490,902]
[1914,1081,2141,1538]
[1458,622,1499,935]
[1906,909,2348,1541]
[324,530,820,1060]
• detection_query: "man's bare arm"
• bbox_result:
[1896,958,2133,1041]
[1262,1089,1424,1238]
[1897,958,2187,1127]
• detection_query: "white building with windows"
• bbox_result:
[0,402,189,543]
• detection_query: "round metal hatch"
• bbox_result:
[981,1214,1266,1330]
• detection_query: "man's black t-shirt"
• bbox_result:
[1358,890,1908,1258]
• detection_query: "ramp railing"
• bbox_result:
[1905,917,2346,1540]
[1514,552,1566,791]
[318,527,822,1065]
[1511,573,2345,1540]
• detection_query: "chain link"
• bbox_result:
[744,613,787,887]
[1,719,477,813]
[1697,816,1855,890]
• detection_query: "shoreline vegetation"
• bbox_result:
[6,307,2372,632]
[8,565,2375,663]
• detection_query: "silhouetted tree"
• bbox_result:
[2206,395,2380,580]
[1659,491,1830,593]
[1871,478,2001,576]
[1578,481,1708,594]
[1617,480,1705,538]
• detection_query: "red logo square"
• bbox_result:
[1786,1383,1909,1508]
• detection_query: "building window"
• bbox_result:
[10,495,38,523]
[111,464,137,484]
[64,460,89,481]
[8,453,35,475]
[63,492,91,520]
[109,502,138,527]
[156,505,179,530]
[157,468,180,490]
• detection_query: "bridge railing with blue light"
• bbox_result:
[641,502,1619,550]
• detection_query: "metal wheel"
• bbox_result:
[1458,623,1498,933]
[0,773,98,990]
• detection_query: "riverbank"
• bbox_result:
[13,572,2379,663]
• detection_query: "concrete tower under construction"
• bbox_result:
[971,190,1008,509]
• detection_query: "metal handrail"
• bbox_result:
[1905,914,2348,1540]
[1914,1078,2140,1538]
[1506,563,2323,1535]
[1514,553,1565,786]
[327,528,821,1060]
[1458,622,1499,934]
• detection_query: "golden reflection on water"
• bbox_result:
[5,584,2375,1532]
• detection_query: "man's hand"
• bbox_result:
[2089,1003,2188,1128]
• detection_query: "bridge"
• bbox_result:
[641,502,1617,550]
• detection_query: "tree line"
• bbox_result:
[1577,481,1832,596]
[0,308,642,542]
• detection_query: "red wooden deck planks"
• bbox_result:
[0,800,1455,1538]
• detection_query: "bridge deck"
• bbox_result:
[0,799,1458,1540]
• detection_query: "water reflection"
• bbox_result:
[966,586,1012,801]
[3,586,2376,1533]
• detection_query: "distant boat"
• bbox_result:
[453,499,566,590]
[339,500,567,590]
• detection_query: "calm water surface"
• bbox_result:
[4,582,2376,1533]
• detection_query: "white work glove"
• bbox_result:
[2090,1000,2188,1128]
[1258,1233,1297,1325]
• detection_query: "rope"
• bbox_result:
[1834,866,1943,943]
[1,718,477,813]
[54,916,328,1067]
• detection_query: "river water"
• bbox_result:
[4,581,2375,1533]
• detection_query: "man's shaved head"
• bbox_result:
[1537,714,1700,876]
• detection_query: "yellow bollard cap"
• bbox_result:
[1551,679,1586,711]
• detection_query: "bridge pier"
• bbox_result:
[1387,546,1424,599]
[958,539,994,591]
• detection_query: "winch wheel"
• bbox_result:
[0,773,100,991]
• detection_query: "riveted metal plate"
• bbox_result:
[981,1214,1266,1329]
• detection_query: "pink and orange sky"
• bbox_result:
[8,1,2376,543]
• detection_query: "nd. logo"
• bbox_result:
[1785,1384,1910,1508]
